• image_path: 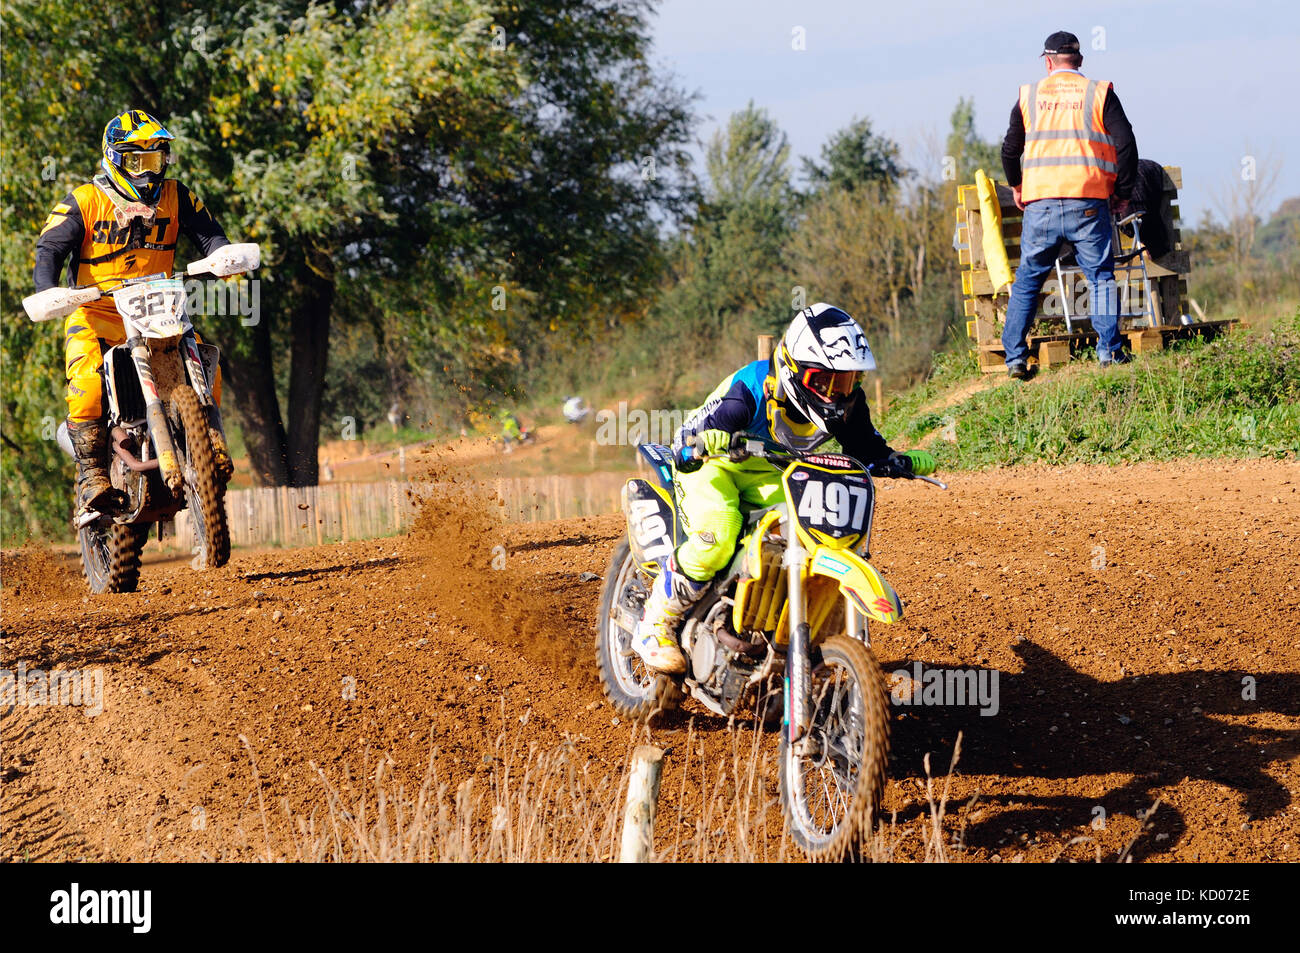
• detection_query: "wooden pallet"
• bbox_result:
[956,167,1205,373]
[973,319,1237,371]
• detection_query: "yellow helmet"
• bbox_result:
[101,109,174,204]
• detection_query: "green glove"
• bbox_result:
[693,430,732,456]
[903,450,937,476]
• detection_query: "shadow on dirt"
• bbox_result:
[238,558,399,583]
[879,640,1299,859]
[2,637,183,673]
[510,534,599,554]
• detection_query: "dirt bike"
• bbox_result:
[500,427,535,453]
[22,243,260,593]
[595,433,946,859]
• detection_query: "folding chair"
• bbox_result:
[1055,211,1159,334]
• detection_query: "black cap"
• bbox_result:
[1041,31,1081,56]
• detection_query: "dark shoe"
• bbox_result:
[1007,360,1033,380]
[66,418,116,512]
[1099,350,1132,368]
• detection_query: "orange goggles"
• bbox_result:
[800,368,861,400]
[114,148,168,175]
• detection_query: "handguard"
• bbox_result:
[187,242,260,277]
[22,286,102,323]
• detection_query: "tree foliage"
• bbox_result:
[801,116,905,193]
[2,0,692,537]
[946,96,1001,183]
[704,102,791,212]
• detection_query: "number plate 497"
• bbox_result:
[786,465,873,541]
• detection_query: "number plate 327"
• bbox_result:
[111,278,187,339]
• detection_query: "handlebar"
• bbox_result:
[682,431,947,489]
[86,271,185,296]
[22,243,261,324]
[81,243,262,295]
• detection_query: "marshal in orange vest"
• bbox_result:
[1017,71,1118,202]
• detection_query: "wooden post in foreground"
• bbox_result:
[756,334,774,361]
[619,745,664,863]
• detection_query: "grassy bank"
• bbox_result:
[880,312,1300,468]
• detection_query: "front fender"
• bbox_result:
[808,547,903,624]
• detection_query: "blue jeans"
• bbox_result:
[1002,197,1123,365]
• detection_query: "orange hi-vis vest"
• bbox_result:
[1018,71,1117,202]
[62,179,182,319]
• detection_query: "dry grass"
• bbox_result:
[229,717,1170,862]
[234,712,972,863]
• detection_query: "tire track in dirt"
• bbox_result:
[2,459,1297,861]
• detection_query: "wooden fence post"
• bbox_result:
[619,745,664,863]
[756,334,774,361]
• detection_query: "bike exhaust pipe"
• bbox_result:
[110,426,160,472]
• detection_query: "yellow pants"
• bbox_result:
[673,458,785,581]
[64,306,221,421]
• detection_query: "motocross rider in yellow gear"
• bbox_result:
[632,304,937,674]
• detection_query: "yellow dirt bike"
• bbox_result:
[596,433,946,859]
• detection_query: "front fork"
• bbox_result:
[130,338,183,494]
[846,603,868,646]
[784,536,811,745]
[784,542,869,745]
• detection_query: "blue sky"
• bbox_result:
[649,0,1299,222]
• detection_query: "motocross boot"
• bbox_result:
[633,567,708,675]
[67,418,116,514]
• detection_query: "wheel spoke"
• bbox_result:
[782,635,887,856]
[606,556,654,696]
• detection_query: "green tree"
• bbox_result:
[655,104,797,339]
[704,102,791,211]
[801,116,904,193]
[946,97,1001,183]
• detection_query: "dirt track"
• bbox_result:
[3,459,1298,862]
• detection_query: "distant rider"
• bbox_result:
[632,303,937,674]
[33,109,234,514]
[562,395,590,424]
[499,409,525,450]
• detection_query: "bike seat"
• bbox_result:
[637,444,676,492]
[744,501,786,527]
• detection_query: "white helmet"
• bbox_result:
[775,303,876,430]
